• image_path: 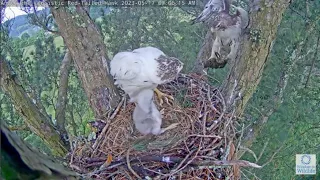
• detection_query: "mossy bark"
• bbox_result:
[56,50,72,142]
[0,59,69,157]
[49,5,120,119]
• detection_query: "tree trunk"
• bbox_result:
[49,4,120,119]
[0,59,69,157]
[220,0,290,114]
[56,50,72,142]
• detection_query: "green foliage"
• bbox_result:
[66,67,94,136]
[176,89,194,108]
[0,28,93,151]
[99,7,206,72]
[241,0,320,179]
[24,134,51,155]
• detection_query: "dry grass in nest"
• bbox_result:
[68,74,261,180]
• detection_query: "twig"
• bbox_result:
[202,110,207,135]
[198,160,262,168]
[208,90,226,131]
[69,138,78,167]
[261,143,285,167]
[240,170,251,180]
[239,146,258,162]
[304,34,319,88]
[236,123,245,156]
[169,149,197,175]
[126,147,142,179]
[242,169,262,180]
[110,97,125,120]
[69,164,82,172]
[188,134,222,139]
[91,119,112,156]
[91,97,125,156]
[143,167,167,176]
[165,134,204,178]
[256,139,269,163]
[105,170,133,180]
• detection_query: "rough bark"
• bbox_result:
[56,50,72,142]
[49,4,120,119]
[220,0,291,114]
[0,59,69,157]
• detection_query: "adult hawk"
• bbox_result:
[193,0,249,61]
[110,46,184,106]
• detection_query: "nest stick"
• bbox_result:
[69,74,249,179]
[126,147,142,179]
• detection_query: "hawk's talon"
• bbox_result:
[154,88,174,106]
[215,52,221,59]
[208,51,221,62]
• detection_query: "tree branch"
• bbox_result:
[0,59,69,156]
[8,124,29,131]
[22,6,60,35]
[304,34,319,88]
[56,50,72,142]
[49,4,121,119]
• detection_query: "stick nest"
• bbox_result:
[68,73,243,179]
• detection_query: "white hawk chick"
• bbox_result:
[110,46,184,106]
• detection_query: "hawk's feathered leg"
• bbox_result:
[208,36,222,61]
[225,39,239,61]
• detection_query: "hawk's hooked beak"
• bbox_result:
[191,17,201,25]
[192,13,206,24]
